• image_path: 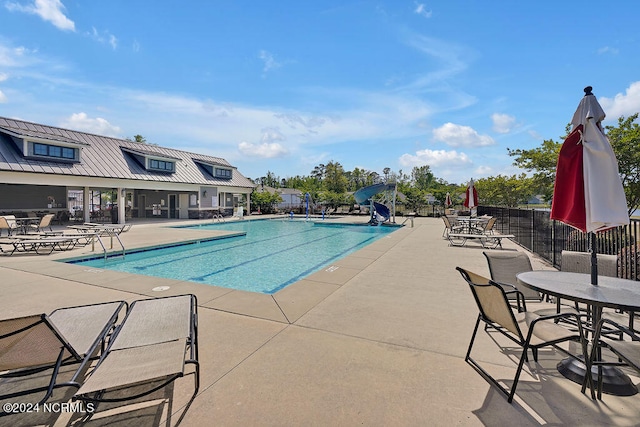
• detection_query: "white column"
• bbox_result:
[118,188,126,224]
[83,187,90,223]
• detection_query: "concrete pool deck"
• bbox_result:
[1,216,639,426]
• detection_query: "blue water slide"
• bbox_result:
[373,201,390,222]
[353,183,395,204]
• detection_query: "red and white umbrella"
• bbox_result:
[551,87,629,233]
[444,192,452,207]
[463,179,478,209]
[550,86,629,284]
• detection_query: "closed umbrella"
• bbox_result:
[444,192,452,207]
[550,86,629,284]
[463,179,478,216]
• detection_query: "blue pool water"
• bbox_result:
[70,220,398,294]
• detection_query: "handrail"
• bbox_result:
[90,229,126,260]
[212,214,225,223]
[401,216,414,227]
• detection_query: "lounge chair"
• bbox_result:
[456,267,594,402]
[472,216,497,234]
[0,301,126,410]
[441,215,463,238]
[0,235,83,255]
[29,213,55,233]
[0,216,18,237]
[74,294,199,406]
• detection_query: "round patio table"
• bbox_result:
[517,270,640,396]
[455,217,489,234]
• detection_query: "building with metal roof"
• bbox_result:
[0,116,256,223]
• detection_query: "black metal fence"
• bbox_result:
[478,206,640,281]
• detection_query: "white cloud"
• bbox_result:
[0,89,7,103]
[432,122,495,147]
[238,141,289,158]
[597,46,619,55]
[259,50,281,74]
[0,44,38,67]
[5,0,75,31]
[399,148,471,168]
[414,3,432,18]
[474,165,493,176]
[87,27,118,50]
[59,113,121,136]
[491,113,515,134]
[260,127,286,144]
[599,81,640,119]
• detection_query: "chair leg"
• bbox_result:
[466,315,482,361]
[508,348,530,403]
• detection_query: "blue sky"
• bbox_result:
[1,1,639,185]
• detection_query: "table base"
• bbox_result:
[557,358,638,396]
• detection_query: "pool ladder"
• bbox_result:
[401,216,414,227]
[212,214,225,222]
[91,232,126,261]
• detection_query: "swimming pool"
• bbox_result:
[70,219,398,294]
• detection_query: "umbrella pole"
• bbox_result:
[590,232,599,285]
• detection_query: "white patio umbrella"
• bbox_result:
[550,86,629,284]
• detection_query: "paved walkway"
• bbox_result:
[1,216,638,426]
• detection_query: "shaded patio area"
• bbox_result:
[1,216,639,426]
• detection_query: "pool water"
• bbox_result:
[71,219,398,294]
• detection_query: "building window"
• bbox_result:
[215,168,231,179]
[32,142,77,160]
[149,159,175,172]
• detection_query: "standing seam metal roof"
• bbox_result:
[0,117,255,188]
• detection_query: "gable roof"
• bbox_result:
[0,116,254,188]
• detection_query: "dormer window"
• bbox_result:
[0,126,87,164]
[33,142,77,160]
[149,158,175,172]
[121,146,179,174]
[194,159,233,180]
[215,168,232,179]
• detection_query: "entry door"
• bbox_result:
[179,194,189,219]
[169,194,177,219]
[138,195,146,218]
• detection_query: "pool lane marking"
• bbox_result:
[186,229,347,281]
[127,226,321,270]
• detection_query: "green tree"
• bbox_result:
[251,190,282,214]
[311,164,325,181]
[411,165,435,192]
[510,116,640,214]
[507,137,563,202]
[474,174,535,207]
[401,187,427,213]
[317,190,348,210]
[605,114,640,215]
[324,161,348,193]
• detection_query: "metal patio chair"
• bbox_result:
[0,301,126,412]
[456,267,594,402]
[589,318,640,399]
[483,251,577,317]
[441,215,463,238]
[560,250,635,331]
